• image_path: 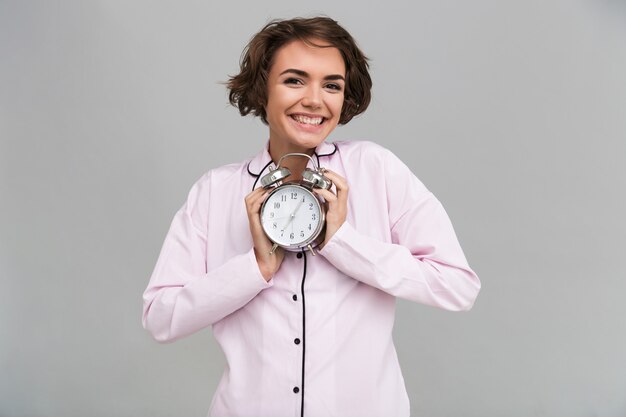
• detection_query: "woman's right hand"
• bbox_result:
[245,187,285,281]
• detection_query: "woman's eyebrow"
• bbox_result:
[279,68,345,81]
[324,74,345,81]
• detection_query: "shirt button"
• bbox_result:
[296,252,303,259]
[292,294,298,301]
[293,387,300,393]
[294,338,301,345]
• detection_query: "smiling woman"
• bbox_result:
[264,40,346,161]
[142,16,481,417]
[227,17,371,125]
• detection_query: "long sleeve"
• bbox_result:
[319,147,481,311]
[142,173,271,343]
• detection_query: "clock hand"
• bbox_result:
[281,210,297,231]
[280,199,305,231]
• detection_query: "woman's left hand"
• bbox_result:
[313,169,348,248]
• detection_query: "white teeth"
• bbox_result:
[292,115,324,125]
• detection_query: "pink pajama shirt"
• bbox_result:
[142,140,480,417]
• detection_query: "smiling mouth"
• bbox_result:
[291,114,325,125]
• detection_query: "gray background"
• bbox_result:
[1,0,625,416]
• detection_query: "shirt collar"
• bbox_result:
[246,140,338,179]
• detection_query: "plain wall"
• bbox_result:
[1,0,625,416]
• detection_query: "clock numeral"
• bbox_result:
[272,222,277,229]
[312,213,316,221]
[291,192,298,200]
[302,196,305,202]
[309,203,314,210]
[290,233,294,240]
[281,195,287,202]
[308,224,312,230]
[270,212,275,218]
[274,202,280,209]
[300,231,305,237]
[280,230,284,237]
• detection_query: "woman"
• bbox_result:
[142,16,480,417]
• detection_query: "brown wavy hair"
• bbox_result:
[227,16,372,125]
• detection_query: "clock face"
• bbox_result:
[260,184,324,249]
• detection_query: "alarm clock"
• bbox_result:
[259,153,332,256]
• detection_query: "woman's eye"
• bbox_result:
[284,78,303,85]
[325,83,342,91]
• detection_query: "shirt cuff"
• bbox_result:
[318,222,389,286]
[318,221,358,262]
[247,247,274,288]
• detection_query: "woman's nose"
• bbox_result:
[301,86,322,109]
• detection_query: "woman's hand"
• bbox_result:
[313,169,349,249]
[245,187,285,281]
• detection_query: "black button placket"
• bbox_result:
[295,249,307,417]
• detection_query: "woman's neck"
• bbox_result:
[268,140,316,182]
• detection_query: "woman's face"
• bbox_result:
[265,39,346,153]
